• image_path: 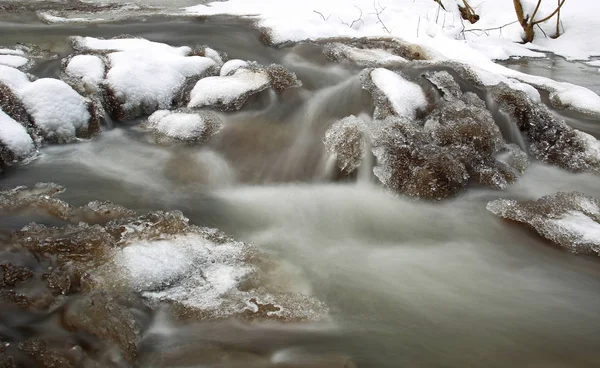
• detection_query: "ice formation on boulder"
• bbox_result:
[491,82,600,174]
[323,115,369,173]
[144,109,222,143]
[2,184,327,323]
[487,192,600,255]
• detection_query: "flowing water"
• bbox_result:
[2,9,600,368]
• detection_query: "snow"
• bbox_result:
[188,68,270,108]
[0,49,25,56]
[19,78,91,140]
[72,37,217,115]
[0,55,28,68]
[370,68,427,119]
[220,59,248,76]
[146,110,216,141]
[65,54,105,82]
[549,211,600,247]
[204,47,223,65]
[114,233,253,311]
[0,110,35,158]
[0,65,31,89]
[186,0,600,116]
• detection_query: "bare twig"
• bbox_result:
[313,10,330,21]
[536,23,548,38]
[370,0,390,34]
[532,0,567,25]
[339,6,364,29]
[417,16,421,37]
[463,20,519,33]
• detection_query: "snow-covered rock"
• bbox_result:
[0,65,98,145]
[323,115,368,173]
[71,36,218,120]
[0,54,28,68]
[64,54,105,82]
[362,68,428,120]
[219,59,249,76]
[144,109,222,143]
[19,78,93,142]
[487,192,600,256]
[0,109,35,168]
[188,67,271,110]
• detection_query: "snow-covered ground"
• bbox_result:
[185,0,600,115]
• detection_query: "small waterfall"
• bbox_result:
[486,94,528,151]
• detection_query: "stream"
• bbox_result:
[1,9,600,368]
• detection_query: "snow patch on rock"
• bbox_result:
[65,54,105,82]
[145,110,222,143]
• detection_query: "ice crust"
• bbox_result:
[323,115,368,173]
[367,68,427,119]
[487,192,600,255]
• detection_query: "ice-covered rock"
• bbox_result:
[71,36,218,120]
[319,37,431,64]
[362,68,428,120]
[423,70,462,101]
[145,109,222,143]
[0,109,35,168]
[491,82,600,174]
[4,186,326,322]
[372,116,470,200]
[323,115,368,173]
[487,192,600,255]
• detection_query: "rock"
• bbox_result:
[63,293,139,361]
[188,62,300,111]
[319,37,432,63]
[372,116,470,200]
[1,263,33,287]
[491,82,600,174]
[423,70,462,101]
[323,115,369,173]
[487,192,600,255]
[361,68,428,120]
[0,110,36,169]
[18,339,76,368]
[144,109,222,144]
[3,186,327,323]
[70,36,218,120]
[0,65,99,143]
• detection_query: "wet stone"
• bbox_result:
[1,264,33,287]
[423,70,462,101]
[63,293,139,362]
[487,192,600,255]
[18,339,75,368]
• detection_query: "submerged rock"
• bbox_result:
[323,115,369,174]
[2,184,327,324]
[487,192,600,255]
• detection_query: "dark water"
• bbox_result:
[2,14,600,368]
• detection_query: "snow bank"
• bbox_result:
[187,0,600,116]
[71,36,218,119]
[0,109,35,160]
[145,109,222,143]
[188,68,270,110]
